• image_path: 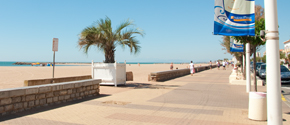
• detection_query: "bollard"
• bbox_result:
[248,92,267,121]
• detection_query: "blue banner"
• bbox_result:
[214,0,255,36]
[230,38,244,52]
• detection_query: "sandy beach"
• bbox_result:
[0,63,209,89]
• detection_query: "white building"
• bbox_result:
[256,52,261,57]
[284,39,290,56]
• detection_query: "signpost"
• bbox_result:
[52,38,58,80]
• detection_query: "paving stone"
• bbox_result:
[1,98,12,105]
[36,94,45,99]
[28,101,34,107]
[0,106,4,113]
[26,95,36,101]
[46,92,54,98]
[60,90,67,95]
[9,89,25,97]
[39,99,46,105]
[4,104,13,111]
[67,89,72,94]
[47,98,53,104]
[39,86,52,93]
[53,97,58,102]
[12,97,22,103]
[25,87,39,95]
[13,102,23,110]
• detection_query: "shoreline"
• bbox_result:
[12,61,209,65]
[13,62,91,65]
[0,63,210,90]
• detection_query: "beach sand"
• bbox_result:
[0,63,209,89]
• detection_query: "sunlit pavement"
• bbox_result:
[1,67,290,125]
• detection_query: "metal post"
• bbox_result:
[91,60,94,79]
[243,55,245,70]
[114,60,117,87]
[246,43,251,93]
[265,0,282,124]
[52,51,55,80]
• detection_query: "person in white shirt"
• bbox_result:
[189,61,195,76]
[222,61,226,70]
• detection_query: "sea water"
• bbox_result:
[0,62,21,66]
[0,62,84,67]
[0,61,206,66]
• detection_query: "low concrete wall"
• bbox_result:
[149,65,217,82]
[0,79,101,116]
[229,69,264,86]
[25,72,134,86]
[24,75,92,86]
[126,71,133,81]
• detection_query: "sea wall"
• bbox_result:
[148,65,217,81]
[0,79,101,116]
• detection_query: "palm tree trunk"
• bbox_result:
[104,47,115,63]
[253,46,257,91]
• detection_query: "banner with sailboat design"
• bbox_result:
[230,38,244,52]
[214,0,255,36]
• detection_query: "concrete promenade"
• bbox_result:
[1,67,290,125]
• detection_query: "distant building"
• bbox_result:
[263,51,266,56]
[284,39,290,55]
[256,52,261,57]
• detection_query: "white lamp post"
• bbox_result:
[265,0,282,124]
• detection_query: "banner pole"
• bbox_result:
[265,0,282,124]
[246,43,251,93]
[53,51,55,80]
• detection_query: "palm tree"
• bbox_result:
[78,17,144,63]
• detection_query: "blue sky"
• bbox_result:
[0,0,289,63]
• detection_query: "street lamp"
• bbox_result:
[264,0,282,124]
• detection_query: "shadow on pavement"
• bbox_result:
[115,83,180,89]
[0,94,110,122]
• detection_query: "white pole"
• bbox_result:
[91,60,94,79]
[246,43,251,93]
[243,55,245,70]
[52,51,55,80]
[265,0,282,124]
[115,60,117,87]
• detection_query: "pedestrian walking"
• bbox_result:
[216,61,220,70]
[189,61,195,76]
[223,61,226,70]
[170,62,173,70]
[209,60,212,70]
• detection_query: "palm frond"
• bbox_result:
[118,37,140,54]
[78,17,144,63]
[114,19,132,34]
